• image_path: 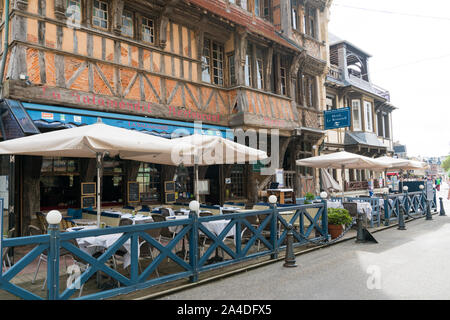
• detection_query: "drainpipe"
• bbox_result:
[0,0,10,98]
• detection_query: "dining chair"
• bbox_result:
[1,228,14,272]
[241,215,262,251]
[35,212,48,234]
[1,247,10,272]
[342,202,358,218]
[151,214,178,262]
[151,214,175,240]
[199,211,214,217]
[160,208,171,217]
[119,218,133,226]
[32,235,77,290]
[138,222,161,277]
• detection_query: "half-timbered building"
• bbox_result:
[0,0,332,234]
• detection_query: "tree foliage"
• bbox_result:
[442,155,450,174]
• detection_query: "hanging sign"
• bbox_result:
[324,107,351,130]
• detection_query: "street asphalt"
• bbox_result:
[159,182,450,300]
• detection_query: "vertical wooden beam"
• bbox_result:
[112,0,124,35]
[264,46,273,92]
[235,27,247,86]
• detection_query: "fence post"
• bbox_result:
[426,200,433,220]
[403,186,409,217]
[188,200,200,283]
[433,189,438,213]
[321,197,328,241]
[439,197,446,216]
[355,211,365,242]
[46,210,62,300]
[188,210,199,283]
[283,224,297,268]
[269,195,278,260]
[384,195,390,226]
[397,203,406,230]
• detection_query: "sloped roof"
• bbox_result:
[186,0,301,52]
[345,131,386,148]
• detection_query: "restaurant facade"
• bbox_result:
[0,0,332,235]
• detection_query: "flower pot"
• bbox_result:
[328,224,344,239]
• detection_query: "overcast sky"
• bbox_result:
[328,0,450,158]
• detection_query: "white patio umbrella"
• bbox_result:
[0,122,173,227]
[320,168,342,192]
[296,151,392,197]
[376,156,428,190]
[122,134,269,201]
[376,156,427,170]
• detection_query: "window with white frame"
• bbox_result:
[202,38,224,86]
[142,17,155,44]
[364,101,373,132]
[93,0,108,29]
[352,99,362,131]
[121,10,133,37]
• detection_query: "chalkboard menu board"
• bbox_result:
[165,192,176,204]
[128,181,140,203]
[165,181,175,192]
[81,196,96,208]
[82,182,96,195]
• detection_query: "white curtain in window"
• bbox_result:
[352,99,361,131]
[364,101,373,132]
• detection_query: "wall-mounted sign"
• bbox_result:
[324,107,351,130]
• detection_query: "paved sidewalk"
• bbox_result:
[158,183,450,300]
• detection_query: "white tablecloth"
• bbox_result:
[327,201,344,209]
[67,226,136,268]
[201,219,235,238]
[166,215,190,233]
[355,202,372,219]
[118,213,153,224]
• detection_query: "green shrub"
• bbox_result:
[304,192,315,204]
[327,208,352,225]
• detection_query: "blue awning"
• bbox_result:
[22,102,233,139]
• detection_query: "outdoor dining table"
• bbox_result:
[72,219,98,226]
[351,201,373,220]
[220,206,242,214]
[327,201,344,209]
[67,225,136,269]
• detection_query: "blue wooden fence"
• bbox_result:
[0,201,328,300]
[383,189,437,225]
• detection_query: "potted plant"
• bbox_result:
[327,208,352,239]
[304,192,315,204]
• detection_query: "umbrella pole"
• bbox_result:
[96,153,102,228]
[195,164,199,202]
[341,165,345,200]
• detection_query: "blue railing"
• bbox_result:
[0,201,328,300]
[383,189,437,225]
